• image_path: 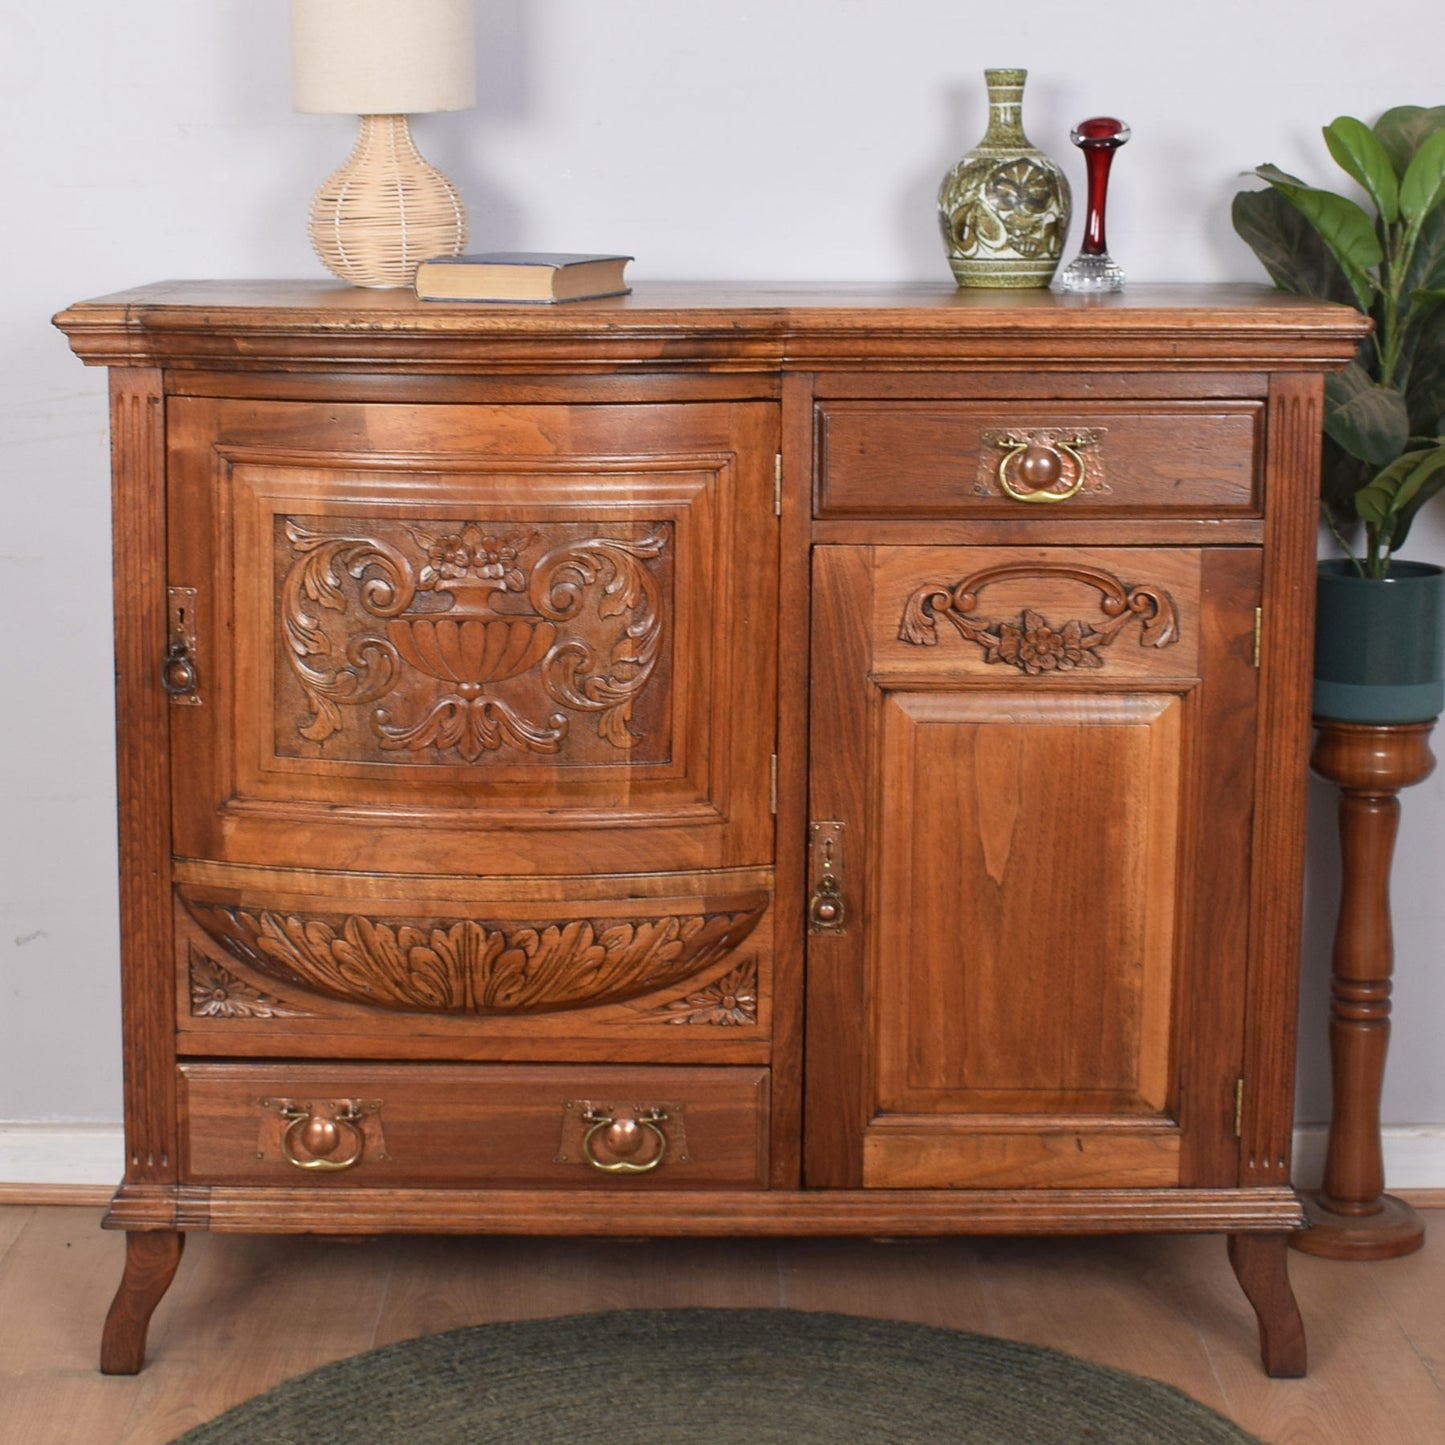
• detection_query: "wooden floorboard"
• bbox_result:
[1,1206,1443,1444]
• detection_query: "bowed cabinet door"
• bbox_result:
[805,543,1262,1192]
[160,397,782,1058]
[164,397,779,881]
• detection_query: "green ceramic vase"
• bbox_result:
[938,68,1071,289]
[1313,559,1445,723]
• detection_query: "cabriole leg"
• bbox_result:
[1227,1232,1307,1377]
[100,1230,186,1374]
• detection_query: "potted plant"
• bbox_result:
[1234,106,1445,1261]
[1233,104,1445,723]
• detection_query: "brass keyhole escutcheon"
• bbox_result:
[809,821,847,934]
[163,586,202,703]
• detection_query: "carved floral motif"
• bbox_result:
[899,562,1179,674]
[280,519,667,761]
[187,951,311,1019]
[181,896,766,1017]
[634,958,760,1026]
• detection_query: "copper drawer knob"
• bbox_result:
[280,1101,366,1171]
[580,1107,669,1174]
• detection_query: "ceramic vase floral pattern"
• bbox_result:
[939,69,1071,288]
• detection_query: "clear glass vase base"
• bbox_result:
[1058,253,1125,293]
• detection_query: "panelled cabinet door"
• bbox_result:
[805,544,1262,1191]
[166,399,779,878]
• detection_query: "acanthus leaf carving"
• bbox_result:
[180,895,766,1017]
[531,534,665,750]
[282,522,412,743]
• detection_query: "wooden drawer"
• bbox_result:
[180,1062,769,1188]
[815,401,1261,518]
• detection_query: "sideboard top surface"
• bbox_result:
[55,281,1370,374]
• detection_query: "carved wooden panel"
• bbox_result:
[871,546,1201,681]
[166,400,779,877]
[898,561,1179,673]
[275,517,672,767]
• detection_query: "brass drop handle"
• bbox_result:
[996,434,1089,503]
[160,637,198,696]
[808,873,846,931]
[280,1101,366,1171]
[580,1107,669,1174]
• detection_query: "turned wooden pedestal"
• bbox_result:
[1294,718,1437,1261]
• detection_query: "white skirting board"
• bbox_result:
[0,1125,126,1190]
[1289,1124,1445,1192]
[3,1123,1445,1193]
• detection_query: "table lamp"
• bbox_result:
[291,0,476,288]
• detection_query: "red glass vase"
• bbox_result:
[1058,116,1130,292]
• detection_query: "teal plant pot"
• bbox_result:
[1313,559,1445,723]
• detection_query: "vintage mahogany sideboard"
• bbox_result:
[56,282,1368,1375]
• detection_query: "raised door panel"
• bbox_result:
[805,545,1260,1190]
[166,399,779,877]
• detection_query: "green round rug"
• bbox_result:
[170,1308,1261,1444]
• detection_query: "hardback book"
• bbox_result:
[413,252,633,303]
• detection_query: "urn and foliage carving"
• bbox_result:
[281,518,667,760]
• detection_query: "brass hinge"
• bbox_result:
[774,453,783,516]
[1234,1077,1245,1138]
[1253,608,1262,669]
[769,753,778,815]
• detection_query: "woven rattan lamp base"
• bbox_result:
[309,114,466,289]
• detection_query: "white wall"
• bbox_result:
[2,1,1442,1180]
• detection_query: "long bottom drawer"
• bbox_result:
[180,1062,769,1189]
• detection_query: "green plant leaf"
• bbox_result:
[1353,451,1423,525]
[1325,115,1399,223]
[1353,444,1445,522]
[1373,105,1445,179]
[1402,284,1445,437]
[1231,187,1356,304]
[1399,129,1445,223]
[1324,362,1411,464]
[1402,205,1445,296]
[1251,164,1382,309]
[1362,445,1445,556]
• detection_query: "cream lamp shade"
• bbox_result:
[291,0,476,288]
